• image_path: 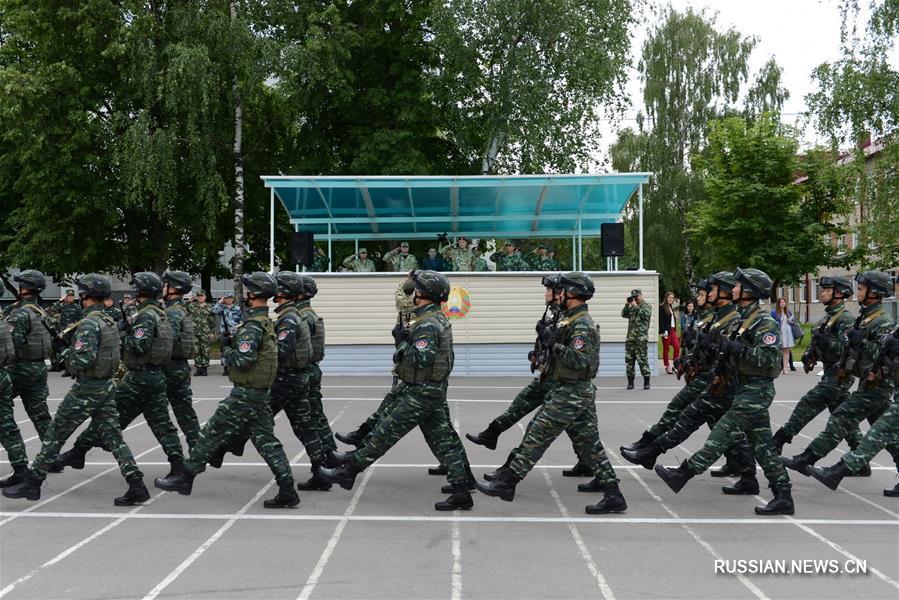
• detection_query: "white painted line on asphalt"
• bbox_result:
[297,467,375,600]
[451,403,463,600]
[0,490,166,598]
[1,512,894,526]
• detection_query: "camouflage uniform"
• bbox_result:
[164,298,200,448]
[473,257,490,272]
[490,250,530,271]
[352,303,470,486]
[508,305,618,486]
[0,325,29,474]
[684,301,790,491]
[297,299,336,453]
[103,305,123,322]
[312,251,330,272]
[439,242,475,271]
[186,297,215,370]
[776,302,863,447]
[802,302,897,462]
[383,247,419,272]
[341,252,376,272]
[71,299,184,464]
[5,298,52,439]
[527,253,553,271]
[182,307,294,486]
[622,298,652,378]
[47,299,82,368]
[545,255,561,271]
[212,301,242,370]
[29,305,143,481]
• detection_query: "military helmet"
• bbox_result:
[559,272,595,300]
[242,272,277,298]
[161,270,192,294]
[541,274,562,289]
[413,270,451,302]
[75,274,112,300]
[301,275,318,297]
[130,272,164,298]
[13,269,46,293]
[819,275,853,297]
[707,271,736,293]
[696,278,712,292]
[734,267,773,300]
[275,272,305,297]
[856,271,893,298]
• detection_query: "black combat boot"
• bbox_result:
[316,461,360,491]
[327,450,355,467]
[846,463,871,477]
[335,423,371,447]
[621,442,663,470]
[0,466,28,488]
[428,465,449,476]
[208,446,227,469]
[229,438,247,457]
[643,376,651,390]
[562,461,592,477]
[626,376,635,390]
[222,366,229,377]
[781,449,820,476]
[655,460,695,493]
[620,431,654,453]
[51,446,88,472]
[484,457,512,482]
[296,465,333,491]
[754,487,794,515]
[722,475,760,495]
[771,429,791,455]
[885,482,899,497]
[710,462,741,478]
[475,469,520,502]
[154,469,196,495]
[264,482,301,508]
[2,470,42,501]
[577,477,604,492]
[194,366,203,376]
[809,460,851,491]
[585,483,627,514]
[163,458,187,480]
[114,477,151,506]
[435,484,474,511]
[465,421,502,450]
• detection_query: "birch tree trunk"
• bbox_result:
[230,1,246,301]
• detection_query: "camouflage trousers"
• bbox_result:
[778,377,862,448]
[842,392,899,472]
[165,359,200,449]
[31,378,142,481]
[75,367,183,462]
[509,381,619,487]
[0,368,28,469]
[353,381,470,487]
[6,360,51,439]
[807,381,899,461]
[363,387,401,433]
[646,373,711,439]
[493,378,551,432]
[185,386,294,485]
[194,337,211,369]
[308,363,336,453]
[624,340,651,378]
[686,377,790,490]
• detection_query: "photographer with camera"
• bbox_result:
[622,289,652,389]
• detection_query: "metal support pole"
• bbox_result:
[577,220,583,271]
[571,234,576,270]
[355,238,359,253]
[294,223,300,273]
[269,188,275,273]
[327,222,333,273]
[638,183,644,271]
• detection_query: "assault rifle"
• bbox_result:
[836,315,865,384]
[529,306,560,382]
[801,312,842,373]
[862,326,899,390]
[707,325,741,396]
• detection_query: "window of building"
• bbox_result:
[810,279,818,302]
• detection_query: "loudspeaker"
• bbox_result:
[601,223,625,257]
[289,232,315,267]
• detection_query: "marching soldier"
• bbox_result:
[122,294,138,321]
[47,288,82,371]
[102,297,123,322]
[782,271,897,477]
[154,272,300,508]
[297,276,337,457]
[384,242,418,272]
[477,272,627,515]
[53,272,185,480]
[654,268,794,516]
[341,248,376,272]
[162,271,200,449]
[5,270,52,440]
[439,236,475,271]
[0,316,29,487]
[187,290,215,376]
[3,274,150,506]
[622,288,652,390]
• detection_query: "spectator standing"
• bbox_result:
[658,292,680,374]
[679,300,699,351]
[422,248,444,271]
[211,292,242,376]
[772,297,795,374]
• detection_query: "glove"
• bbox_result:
[535,320,547,335]
[541,326,560,348]
[847,329,865,345]
[51,337,68,355]
[392,348,404,364]
[883,334,899,355]
[391,324,409,345]
[724,339,743,355]
[697,332,711,348]
[117,319,130,333]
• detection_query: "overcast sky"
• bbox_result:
[598,0,895,163]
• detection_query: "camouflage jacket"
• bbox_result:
[621,300,651,341]
[490,251,530,272]
[383,250,418,272]
[439,244,475,271]
[342,256,376,272]
[48,300,82,328]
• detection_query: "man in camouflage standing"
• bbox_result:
[654,268,794,516]
[102,297,123,322]
[545,248,561,271]
[622,288,652,390]
[312,248,330,272]
[782,271,897,477]
[47,289,82,371]
[54,272,185,480]
[384,242,418,272]
[187,290,215,376]
[527,245,552,270]
[162,271,200,449]
[490,242,530,271]
[317,270,474,511]
[155,272,300,509]
[439,236,475,271]
[5,270,52,440]
[0,315,30,488]
[3,274,150,506]
[297,276,337,456]
[212,292,242,376]
[477,272,627,515]
[341,248,376,272]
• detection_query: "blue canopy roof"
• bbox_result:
[261,174,650,241]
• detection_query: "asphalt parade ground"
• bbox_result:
[1,370,897,600]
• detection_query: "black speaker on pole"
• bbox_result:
[601,223,625,257]
[289,232,315,267]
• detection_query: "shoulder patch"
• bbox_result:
[762,333,777,346]
[277,330,289,341]
[238,341,251,352]
[415,339,429,350]
[572,336,585,350]
[133,327,146,339]
[73,339,85,351]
